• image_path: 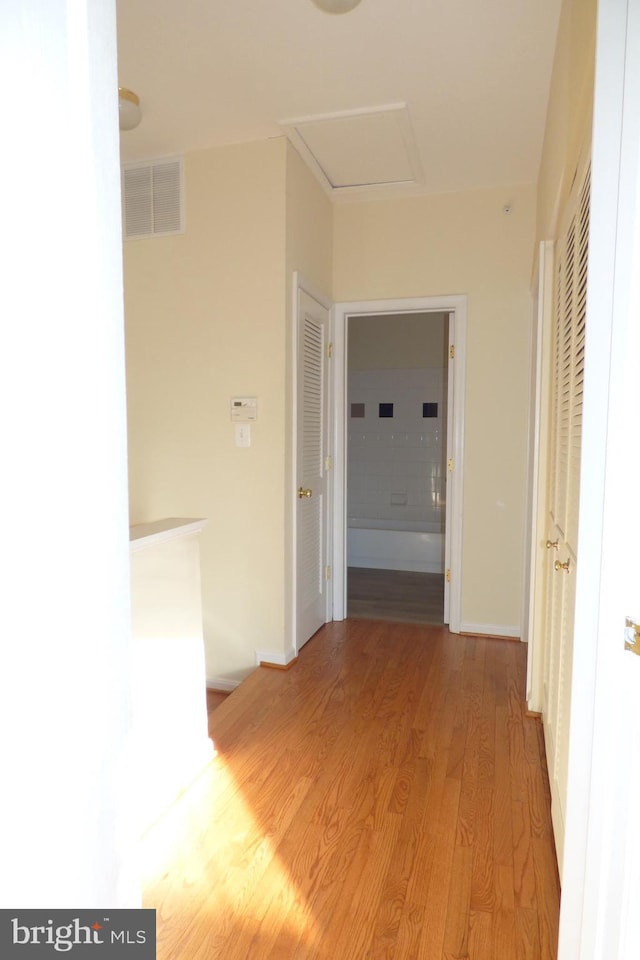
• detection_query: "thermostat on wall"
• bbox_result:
[230,397,258,421]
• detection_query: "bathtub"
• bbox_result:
[347,517,445,574]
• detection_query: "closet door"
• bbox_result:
[542,158,590,875]
[296,289,331,649]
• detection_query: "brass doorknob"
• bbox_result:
[554,558,571,573]
[298,487,313,499]
[546,539,559,550]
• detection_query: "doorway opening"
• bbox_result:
[331,295,466,634]
[345,311,449,624]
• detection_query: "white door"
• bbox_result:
[296,288,331,649]
[542,152,590,874]
[557,1,640,955]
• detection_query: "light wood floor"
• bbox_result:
[142,621,559,959]
[348,568,445,624]
[206,688,230,713]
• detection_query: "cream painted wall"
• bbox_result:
[285,143,333,299]
[334,184,536,632]
[126,137,333,679]
[125,138,288,681]
[536,0,597,243]
[349,312,448,370]
[126,141,542,662]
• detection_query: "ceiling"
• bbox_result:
[116,0,562,200]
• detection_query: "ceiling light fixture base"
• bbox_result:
[119,87,142,131]
[311,0,363,13]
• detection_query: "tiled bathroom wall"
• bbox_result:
[348,366,446,528]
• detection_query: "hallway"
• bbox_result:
[142,621,559,959]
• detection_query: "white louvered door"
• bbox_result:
[543,157,590,874]
[296,290,330,648]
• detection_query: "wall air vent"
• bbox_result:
[121,157,184,240]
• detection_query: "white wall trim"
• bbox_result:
[332,295,466,632]
[448,302,466,634]
[292,272,333,312]
[332,307,347,619]
[206,677,241,692]
[255,647,298,668]
[525,240,554,711]
[460,623,520,640]
[543,714,567,873]
[129,517,207,552]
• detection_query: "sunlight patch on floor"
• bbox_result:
[140,753,318,956]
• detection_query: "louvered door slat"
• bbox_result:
[556,219,576,538]
[542,153,590,874]
[568,166,591,549]
[299,315,325,609]
[296,294,330,649]
[548,254,563,531]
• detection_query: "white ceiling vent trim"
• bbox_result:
[280,103,423,199]
[122,156,184,240]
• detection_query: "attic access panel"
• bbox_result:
[281,103,423,194]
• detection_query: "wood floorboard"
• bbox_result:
[206,688,230,714]
[347,568,445,624]
[142,621,559,960]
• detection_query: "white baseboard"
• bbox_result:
[460,623,521,640]
[206,677,241,692]
[255,647,297,668]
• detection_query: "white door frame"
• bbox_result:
[291,273,333,660]
[524,239,554,711]
[332,295,467,632]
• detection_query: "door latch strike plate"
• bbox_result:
[624,617,640,656]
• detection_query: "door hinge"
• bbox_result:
[448,458,454,473]
[325,565,332,581]
[324,455,333,471]
[327,342,333,359]
[450,345,455,359]
[446,569,452,583]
